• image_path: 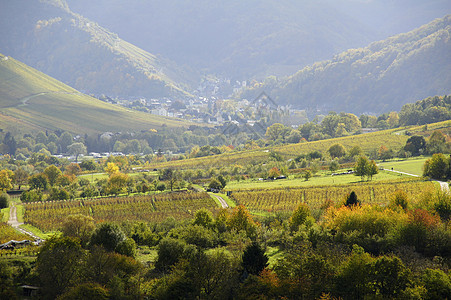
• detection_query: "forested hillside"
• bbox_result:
[66,0,450,80]
[0,0,193,99]
[66,0,378,80]
[241,15,451,114]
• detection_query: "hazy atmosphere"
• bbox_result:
[0,1,451,299]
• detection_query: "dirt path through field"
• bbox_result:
[439,181,450,193]
[17,91,84,107]
[7,204,41,240]
[212,194,229,208]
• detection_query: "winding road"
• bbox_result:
[382,168,449,193]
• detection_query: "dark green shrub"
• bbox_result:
[0,193,9,209]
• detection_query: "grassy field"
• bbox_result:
[378,157,428,176]
[1,207,9,223]
[19,224,56,240]
[136,246,158,266]
[226,169,413,191]
[78,171,159,182]
[0,53,194,134]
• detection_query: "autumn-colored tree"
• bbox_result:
[304,169,312,181]
[426,130,447,154]
[193,208,214,229]
[367,159,379,180]
[265,123,289,141]
[28,173,49,191]
[423,153,449,180]
[268,167,281,179]
[349,145,363,157]
[108,172,129,195]
[13,168,28,190]
[389,190,409,211]
[65,163,82,176]
[104,162,119,176]
[354,156,369,180]
[387,111,400,128]
[378,145,393,161]
[227,205,256,237]
[0,169,13,192]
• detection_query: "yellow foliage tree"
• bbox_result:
[104,162,119,176]
[0,169,13,192]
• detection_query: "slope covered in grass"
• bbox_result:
[147,120,451,170]
[0,54,193,134]
[0,0,194,98]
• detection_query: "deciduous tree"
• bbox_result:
[37,236,85,298]
[90,223,126,252]
[68,142,87,163]
[44,165,63,186]
[328,143,346,158]
[404,136,426,156]
[0,170,13,192]
[62,214,96,247]
[105,162,119,176]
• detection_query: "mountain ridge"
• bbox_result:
[0,0,194,99]
[240,15,451,114]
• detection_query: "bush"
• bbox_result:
[155,237,197,272]
[422,269,451,300]
[289,203,311,231]
[0,193,9,209]
[90,223,126,252]
[20,190,42,202]
[58,283,109,300]
[389,190,409,211]
[169,224,217,248]
[115,237,137,258]
[156,182,166,191]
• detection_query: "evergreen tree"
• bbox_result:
[346,191,360,207]
[242,242,268,276]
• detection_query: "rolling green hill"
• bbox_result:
[0,53,193,134]
[241,15,451,114]
[0,0,194,99]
